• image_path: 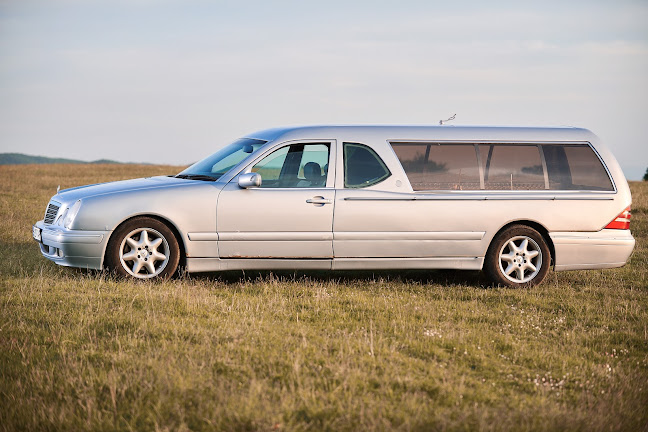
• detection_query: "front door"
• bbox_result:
[217,141,335,258]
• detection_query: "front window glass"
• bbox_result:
[344,143,391,188]
[252,146,289,183]
[178,138,267,180]
[252,143,329,188]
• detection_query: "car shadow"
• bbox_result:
[185,268,489,288]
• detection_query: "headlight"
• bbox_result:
[56,200,82,229]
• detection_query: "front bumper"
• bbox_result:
[32,220,110,270]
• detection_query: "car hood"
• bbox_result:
[53,176,217,203]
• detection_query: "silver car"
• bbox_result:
[32,125,635,287]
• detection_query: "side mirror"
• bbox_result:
[238,172,262,188]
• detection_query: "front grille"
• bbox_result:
[44,202,60,225]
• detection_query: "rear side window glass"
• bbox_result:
[543,145,613,191]
[479,144,545,190]
[344,143,391,188]
[391,143,480,190]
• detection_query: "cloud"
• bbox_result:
[0,0,646,177]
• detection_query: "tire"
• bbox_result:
[105,217,180,280]
[484,225,551,288]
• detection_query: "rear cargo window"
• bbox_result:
[543,145,613,191]
[479,144,545,190]
[389,142,614,192]
[391,143,480,190]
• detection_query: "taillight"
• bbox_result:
[605,206,631,230]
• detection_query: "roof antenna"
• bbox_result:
[439,114,456,125]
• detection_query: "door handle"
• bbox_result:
[306,196,333,205]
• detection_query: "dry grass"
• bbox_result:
[0,165,647,431]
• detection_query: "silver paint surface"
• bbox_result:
[32,125,635,274]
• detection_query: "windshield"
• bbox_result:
[177,138,267,181]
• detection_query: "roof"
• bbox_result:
[243,124,596,144]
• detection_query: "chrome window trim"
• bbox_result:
[475,143,485,190]
[538,144,550,190]
[344,195,615,201]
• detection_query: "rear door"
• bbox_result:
[333,141,487,259]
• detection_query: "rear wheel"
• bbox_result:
[105,217,180,280]
[484,225,550,287]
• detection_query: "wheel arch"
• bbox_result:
[489,220,555,267]
[102,214,187,270]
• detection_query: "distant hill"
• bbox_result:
[0,153,123,165]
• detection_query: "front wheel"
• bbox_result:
[484,225,551,287]
[105,217,180,280]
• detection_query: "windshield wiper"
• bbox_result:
[175,174,219,182]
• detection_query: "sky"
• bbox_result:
[1,0,647,179]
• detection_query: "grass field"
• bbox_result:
[1,164,647,431]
